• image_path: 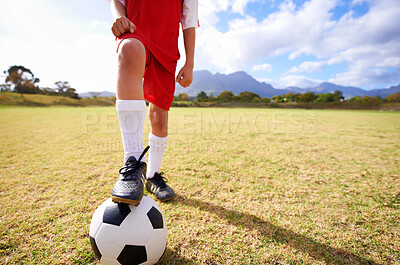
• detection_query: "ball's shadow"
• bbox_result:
[166,194,379,265]
[160,247,194,265]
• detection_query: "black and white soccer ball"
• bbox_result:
[89,195,167,265]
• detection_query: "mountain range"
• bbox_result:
[79,91,116,98]
[79,70,400,99]
[177,70,400,99]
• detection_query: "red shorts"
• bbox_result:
[117,37,176,111]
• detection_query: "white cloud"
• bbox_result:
[251,63,272,72]
[90,20,111,30]
[1,0,399,92]
[257,75,323,89]
[329,60,400,87]
[288,61,325,73]
[280,75,323,88]
[196,0,338,72]
[0,0,117,92]
[198,0,233,27]
[321,0,400,86]
[351,0,372,6]
[195,0,400,87]
[232,0,257,15]
[255,77,284,88]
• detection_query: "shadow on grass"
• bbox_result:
[169,195,379,265]
[85,239,193,265]
[159,247,194,265]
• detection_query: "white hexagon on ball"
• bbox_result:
[89,195,168,265]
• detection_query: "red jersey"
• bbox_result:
[118,0,183,75]
[115,0,198,110]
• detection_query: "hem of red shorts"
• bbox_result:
[116,34,148,54]
[117,34,174,111]
[144,95,171,111]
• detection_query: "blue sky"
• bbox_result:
[0,0,399,93]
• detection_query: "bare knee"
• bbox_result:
[118,39,146,69]
[116,39,146,100]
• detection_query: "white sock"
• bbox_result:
[147,133,168,179]
[116,99,146,163]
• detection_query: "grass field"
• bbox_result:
[0,106,399,264]
[0,92,115,107]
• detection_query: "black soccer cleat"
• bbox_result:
[112,146,150,205]
[144,172,175,202]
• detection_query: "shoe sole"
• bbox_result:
[144,186,176,202]
[142,176,176,202]
[111,195,141,206]
[158,193,176,202]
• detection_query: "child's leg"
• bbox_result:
[117,39,146,100]
[147,103,168,178]
[116,38,147,162]
[112,38,148,205]
[145,103,175,201]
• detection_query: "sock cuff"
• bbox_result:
[148,133,168,143]
[116,99,146,112]
[148,133,168,151]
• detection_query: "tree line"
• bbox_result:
[0,65,80,99]
[2,65,399,104]
[175,90,400,104]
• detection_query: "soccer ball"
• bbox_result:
[89,195,167,265]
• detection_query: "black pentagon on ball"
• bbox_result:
[146,206,163,229]
[117,245,147,265]
[103,202,131,226]
[89,236,102,260]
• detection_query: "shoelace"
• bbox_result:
[118,146,150,180]
[153,172,168,189]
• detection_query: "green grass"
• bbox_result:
[0,92,115,106]
[1,106,399,264]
